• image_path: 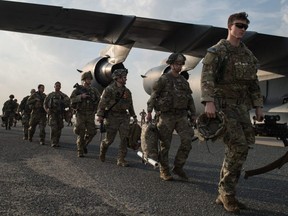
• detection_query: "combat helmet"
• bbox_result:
[112,68,128,80]
[81,71,93,80]
[9,94,14,99]
[196,111,226,141]
[166,53,186,65]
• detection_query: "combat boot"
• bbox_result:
[216,194,240,213]
[216,195,247,210]
[78,151,84,158]
[83,146,88,154]
[160,170,173,181]
[172,166,189,181]
[117,158,129,167]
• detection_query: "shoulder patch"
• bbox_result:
[207,47,217,54]
[202,52,217,65]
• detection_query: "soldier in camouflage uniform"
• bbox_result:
[139,109,147,126]
[13,99,19,127]
[147,53,196,181]
[44,82,70,147]
[97,68,137,167]
[27,84,47,145]
[200,12,264,213]
[2,94,18,130]
[18,89,36,140]
[70,71,100,157]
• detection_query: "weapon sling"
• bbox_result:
[244,151,288,179]
[99,89,125,140]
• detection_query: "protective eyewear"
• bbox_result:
[174,61,185,66]
[233,23,248,30]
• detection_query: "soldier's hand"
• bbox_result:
[205,102,216,118]
[188,115,197,125]
[81,93,90,99]
[146,112,152,122]
[97,116,104,122]
[255,107,264,122]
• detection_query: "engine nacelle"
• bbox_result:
[80,57,125,93]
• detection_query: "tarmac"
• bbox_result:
[0,124,287,216]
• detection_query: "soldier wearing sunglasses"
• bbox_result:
[200,12,264,213]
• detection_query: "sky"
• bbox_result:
[1,0,288,116]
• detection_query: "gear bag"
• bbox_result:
[140,122,159,161]
[128,122,141,150]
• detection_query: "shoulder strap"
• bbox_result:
[107,88,126,112]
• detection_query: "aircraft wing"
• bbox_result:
[0,0,287,76]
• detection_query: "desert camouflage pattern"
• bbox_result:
[157,113,194,173]
[44,91,70,145]
[128,122,141,150]
[141,122,159,161]
[18,95,32,138]
[27,91,47,142]
[147,72,196,113]
[201,39,263,196]
[2,98,18,129]
[70,85,100,155]
[97,81,136,159]
[147,71,196,173]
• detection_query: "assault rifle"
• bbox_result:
[98,120,106,141]
[244,114,288,179]
[73,83,90,97]
[253,115,288,146]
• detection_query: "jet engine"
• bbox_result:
[79,56,125,93]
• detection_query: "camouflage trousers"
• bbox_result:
[73,111,97,154]
[157,112,194,173]
[21,113,31,139]
[101,112,130,159]
[48,113,64,145]
[3,112,15,129]
[218,105,254,196]
[28,111,47,142]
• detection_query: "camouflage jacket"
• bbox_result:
[70,85,100,113]
[44,91,70,114]
[2,99,18,114]
[97,81,136,118]
[147,72,196,115]
[201,39,263,108]
[27,91,47,113]
[18,95,30,114]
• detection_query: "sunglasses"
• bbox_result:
[233,23,248,30]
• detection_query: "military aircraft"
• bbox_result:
[0,0,287,126]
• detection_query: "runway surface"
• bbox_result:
[0,125,287,216]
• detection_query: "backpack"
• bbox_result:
[140,122,159,161]
[128,122,141,150]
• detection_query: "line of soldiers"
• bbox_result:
[2,68,137,167]
[1,12,266,213]
[2,84,72,143]
[1,94,19,130]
